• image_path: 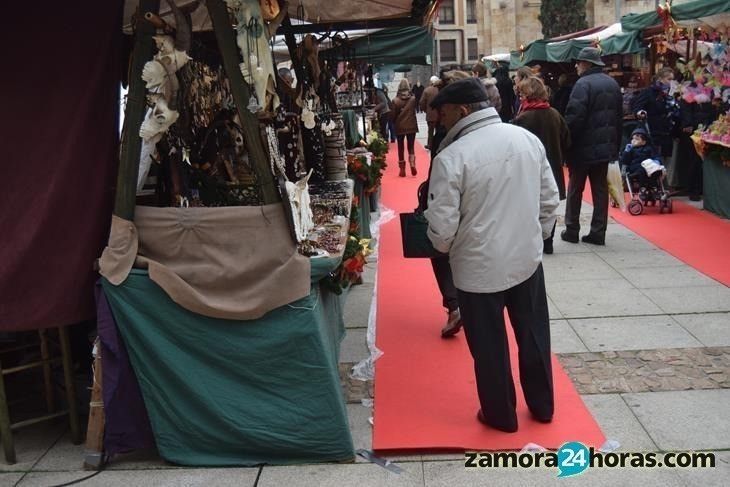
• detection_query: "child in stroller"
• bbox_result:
[619,127,672,215]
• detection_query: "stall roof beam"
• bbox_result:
[275,17,420,35]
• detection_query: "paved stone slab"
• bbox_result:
[597,250,684,269]
[568,316,703,352]
[547,279,663,319]
[258,461,424,487]
[343,280,374,329]
[0,421,65,473]
[422,458,684,486]
[641,286,730,314]
[674,450,730,487]
[559,348,729,394]
[547,238,593,254]
[33,432,174,471]
[550,320,588,354]
[17,468,259,486]
[615,265,718,289]
[0,473,24,485]
[346,404,416,464]
[580,394,658,451]
[547,296,563,320]
[543,253,623,283]
[340,328,369,364]
[591,232,660,253]
[673,313,730,347]
[622,389,730,450]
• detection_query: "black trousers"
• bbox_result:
[565,162,609,238]
[397,133,416,161]
[457,264,553,431]
[430,256,459,312]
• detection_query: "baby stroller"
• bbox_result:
[624,164,672,215]
[619,122,673,216]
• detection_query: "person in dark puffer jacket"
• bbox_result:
[562,47,623,247]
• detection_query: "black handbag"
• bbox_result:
[399,212,444,258]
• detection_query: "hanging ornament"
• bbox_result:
[247,92,262,113]
[656,1,675,34]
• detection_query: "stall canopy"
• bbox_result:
[621,0,730,32]
[123,0,440,34]
[320,27,433,65]
[510,23,644,68]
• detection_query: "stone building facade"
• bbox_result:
[432,0,667,71]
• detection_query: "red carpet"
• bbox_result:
[576,169,730,286]
[372,141,605,453]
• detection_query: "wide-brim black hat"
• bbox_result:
[430,78,489,109]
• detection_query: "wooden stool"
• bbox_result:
[0,326,82,464]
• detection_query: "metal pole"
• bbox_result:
[615,0,621,23]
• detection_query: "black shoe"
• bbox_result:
[477,409,518,433]
[531,412,553,424]
[543,238,553,255]
[560,230,579,243]
[581,234,605,246]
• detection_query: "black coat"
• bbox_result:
[494,67,515,122]
[631,84,677,155]
[564,67,623,166]
[619,144,654,176]
[679,99,718,131]
[512,107,570,199]
[550,85,573,117]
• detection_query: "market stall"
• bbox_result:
[621,0,730,216]
[85,0,437,468]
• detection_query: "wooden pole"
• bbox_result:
[39,329,55,413]
[84,339,105,470]
[58,326,82,446]
[280,15,307,91]
[0,360,15,464]
[206,0,280,205]
[114,0,161,221]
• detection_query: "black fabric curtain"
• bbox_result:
[0,2,125,331]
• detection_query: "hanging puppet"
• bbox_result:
[137,0,194,191]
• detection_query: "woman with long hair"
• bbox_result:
[512,76,570,254]
[392,78,419,177]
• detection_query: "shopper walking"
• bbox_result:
[392,78,419,177]
[562,47,623,246]
[420,76,440,150]
[513,76,570,254]
[425,77,559,432]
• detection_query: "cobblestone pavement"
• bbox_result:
[558,347,730,394]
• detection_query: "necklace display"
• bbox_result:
[265,125,287,178]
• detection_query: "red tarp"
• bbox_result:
[0,2,124,331]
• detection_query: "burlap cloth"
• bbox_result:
[99,205,311,320]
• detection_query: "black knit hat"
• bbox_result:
[430,78,489,109]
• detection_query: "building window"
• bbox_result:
[440,39,457,62]
[467,0,477,24]
[468,38,478,60]
[439,0,455,24]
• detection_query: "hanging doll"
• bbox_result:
[137,0,193,191]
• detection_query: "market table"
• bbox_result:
[98,257,355,466]
[703,151,730,219]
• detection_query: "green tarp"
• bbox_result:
[621,0,730,32]
[321,26,433,65]
[703,151,730,220]
[510,31,644,68]
[101,258,354,466]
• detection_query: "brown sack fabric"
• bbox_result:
[99,205,311,320]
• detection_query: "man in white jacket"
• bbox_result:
[424,78,559,433]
